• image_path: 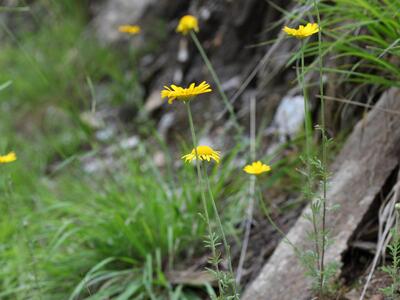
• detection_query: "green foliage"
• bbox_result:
[0,11,249,292]
[311,0,400,88]
[294,1,339,292]
[380,228,400,299]
[0,140,248,299]
[299,153,339,294]
[0,1,141,163]
[0,1,231,299]
[0,1,335,299]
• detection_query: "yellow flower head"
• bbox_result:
[176,15,199,35]
[161,81,212,104]
[243,161,271,175]
[283,23,319,39]
[0,151,17,164]
[118,25,141,35]
[182,146,220,164]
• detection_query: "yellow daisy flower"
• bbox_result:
[182,146,220,164]
[283,23,319,39]
[0,151,17,164]
[243,161,271,175]
[176,15,199,35]
[161,81,212,104]
[118,25,141,35]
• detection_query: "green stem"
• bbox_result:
[300,39,321,287]
[203,165,238,298]
[185,103,223,295]
[314,1,327,295]
[190,31,242,134]
[300,41,313,164]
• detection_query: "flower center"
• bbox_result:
[196,146,213,155]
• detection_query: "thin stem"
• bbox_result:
[313,1,327,295]
[186,103,223,294]
[300,39,321,287]
[300,41,313,165]
[190,31,242,134]
[236,96,257,285]
[250,96,256,160]
[203,166,238,298]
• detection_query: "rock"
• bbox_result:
[271,95,304,141]
[80,111,106,129]
[158,112,175,139]
[344,289,359,300]
[81,135,139,173]
[243,89,400,300]
[370,295,384,300]
[265,95,305,146]
[153,151,166,167]
[144,90,164,113]
[91,0,156,43]
[265,95,305,155]
[95,127,115,142]
[166,270,215,286]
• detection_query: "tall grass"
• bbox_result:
[1,139,250,299]
[310,0,400,89]
[0,6,252,297]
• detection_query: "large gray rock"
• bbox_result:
[243,89,400,300]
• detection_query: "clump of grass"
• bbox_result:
[1,139,248,299]
[312,0,400,89]
[0,4,249,299]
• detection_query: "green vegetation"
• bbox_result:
[0,2,262,299]
[3,0,400,299]
[380,228,400,299]
[379,205,400,299]
[312,0,400,89]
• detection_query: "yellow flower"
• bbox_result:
[176,15,199,35]
[283,23,319,39]
[161,81,212,104]
[0,151,17,164]
[243,161,271,175]
[182,146,220,164]
[118,25,141,35]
